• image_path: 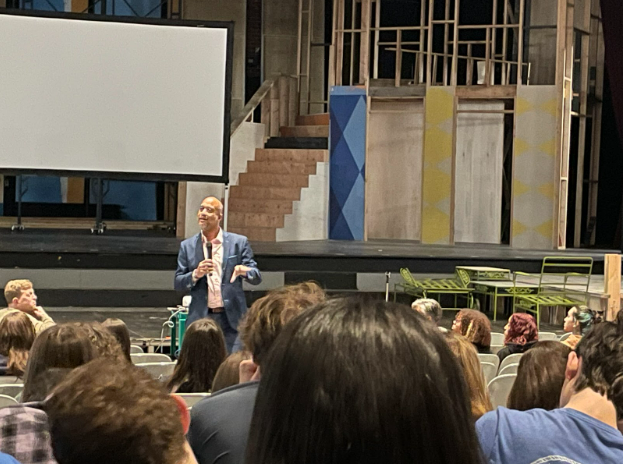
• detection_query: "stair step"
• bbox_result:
[228,199,293,215]
[238,172,309,188]
[280,125,329,138]
[246,160,317,176]
[296,113,329,126]
[229,226,276,242]
[228,212,285,228]
[255,148,328,164]
[230,185,301,201]
[265,137,329,150]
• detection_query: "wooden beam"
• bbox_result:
[359,0,371,85]
[176,182,187,239]
[395,30,402,87]
[604,254,621,321]
[450,0,460,86]
[455,85,517,99]
[427,0,434,85]
[336,0,345,85]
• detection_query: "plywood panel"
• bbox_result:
[366,99,424,240]
[454,101,504,244]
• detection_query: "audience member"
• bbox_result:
[562,305,602,349]
[0,312,35,376]
[476,316,623,463]
[445,332,493,420]
[46,358,197,464]
[507,341,572,411]
[452,309,491,353]
[168,319,227,393]
[496,313,538,362]
[211,351,251,393]
[102,318,132,362]
[246,298,483,464]
[22,323,123,402]
[1,280,55,334]
[412,298,446,332]
[188,283,324,464]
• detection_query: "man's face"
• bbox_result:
[197,198,223,232]
[13,287,37,311]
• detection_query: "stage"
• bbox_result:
[0,230,615,339]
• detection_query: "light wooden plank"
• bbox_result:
[454,101,505,244]
[176,182,187,239]
[359,0,371,84]
[604,254,621,321]
[366,99,424,240]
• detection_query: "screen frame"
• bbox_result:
[0,8,234,184]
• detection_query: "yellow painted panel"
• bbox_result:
[425,88,454,126]
[421,206,450,243]
[513,180,530,197]
[538,183,555,200]
[535,219,554,238]
[512,220,528,236]
[424,127,453,165]
[513,138,531,157]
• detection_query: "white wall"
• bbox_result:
[184,122,265,238]
[276,162,329,241]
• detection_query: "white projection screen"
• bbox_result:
[0,12,233,182]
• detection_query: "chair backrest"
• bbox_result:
[559,332,572,342]
[0,395,18,410]
[539,332,558,341]
[136,362,176,382]
[477,353,500,370]
[498,363,519,376]
[490,345,503,355]
[174,393,210,409]
[488,374,517,408]
[131,353,171,364]
[481,362,497,385]
[490,333,505,346]
[499,353,523,372]
[400,268,417,287]
[0,385,23,399]
[130,345,144,354]
[538,257,593,296]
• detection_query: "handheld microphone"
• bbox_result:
[207,242,213,276]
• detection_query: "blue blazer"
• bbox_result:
[174,231,262,329]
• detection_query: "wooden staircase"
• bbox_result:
[228,113,329,241]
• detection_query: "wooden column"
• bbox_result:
[604,254,621,321]
[359,0,371,85]
[176,182,187,239]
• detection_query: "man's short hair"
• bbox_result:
[47,358,185,464]
[4,280,33,305]
[239,282,325,366]
[412,298,443,324]
[574,318,623,419]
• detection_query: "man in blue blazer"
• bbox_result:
[175,196,261,352]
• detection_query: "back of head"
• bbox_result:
[458,309,492,350]
[22,322,124,402]
[246,298,482,464]
[505,313,538,345]
[507,341,572,411]
[445,332,492,419]
[240,282,325,366]
[102,318,132,362]
[0,311,35,376]
[47,358,185,464]
[412,298,443,324]
[167,318,227,393]
[211,351,252,393]
[573,306,602,336]
[3,279,32,306]
[574,317,623,419]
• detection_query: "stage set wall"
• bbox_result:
[328,85,560,249]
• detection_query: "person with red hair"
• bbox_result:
[497,313,539,363]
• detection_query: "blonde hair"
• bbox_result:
[445,332,493,420]
[4,279,33,305]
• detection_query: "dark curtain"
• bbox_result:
[601,0,623,144]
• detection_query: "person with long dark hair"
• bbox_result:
[0,311,35,377]
[246,298,484,464]
[507,341,572,411]
[168,319,227,393]
[102,318,132,362]
[496,313,538,362]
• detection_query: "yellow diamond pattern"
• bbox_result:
[513,220,527,236]
[514,180,530,197]
[538,183,555,200]
[514,138,531,157]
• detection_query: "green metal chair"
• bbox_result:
[513,257,593,328]
[394,267,474,310]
